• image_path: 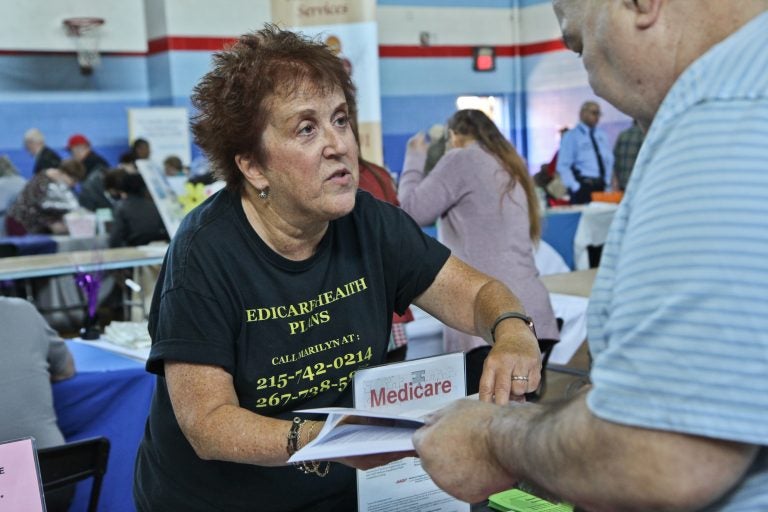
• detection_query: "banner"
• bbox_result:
[127,107,192,170]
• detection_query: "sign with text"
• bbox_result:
[136,159,186,239]
[353,352,469,512]
[0,438,44,512]
[127,107,192,169]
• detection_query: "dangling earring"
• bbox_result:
[258,188,269,200]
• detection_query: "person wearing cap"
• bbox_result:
[23,128,62,175]
[67,134,113,211]
[67,134,110,177]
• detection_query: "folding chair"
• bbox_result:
[38,436,110,512]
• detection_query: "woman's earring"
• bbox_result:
[258,189,269,200]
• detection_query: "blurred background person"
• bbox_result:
[0,157,26,237]
[132,138,151,161]
[23,128,62,175]
[398,109,559,393]
[163,155,188,177]
[67,133,110,178]
[5,159,86,235]
[0,296,76,511]
[556,101,614,204]
[109,171,168,247]
[356,154,414,362]
[612,119,644,192]
[424,123,448,174]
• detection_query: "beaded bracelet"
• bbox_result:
[286,417,305,456]
[287,418,331,477]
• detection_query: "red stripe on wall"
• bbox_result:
[147,36,238,54]
[379,39,566,58]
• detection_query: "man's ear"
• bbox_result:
[235,154,269,190]
[630,0,663,29]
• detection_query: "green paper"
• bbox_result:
[488,488,573,512]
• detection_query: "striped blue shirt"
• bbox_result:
[587,11,768,510]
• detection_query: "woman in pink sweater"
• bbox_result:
[399,110,559,378]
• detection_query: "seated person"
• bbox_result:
[109,171,168,247]
[163,155,188,177]
[0,297,76,511]
[0,176,25,237]
[5,159,86,235]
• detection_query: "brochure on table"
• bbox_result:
[0,437,45,512]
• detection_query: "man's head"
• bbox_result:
[552,0,768,129]
[67,134,92,162]
[23,128,45,155]
[579,101,602,128]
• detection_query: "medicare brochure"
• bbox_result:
[287,352,466,462]
[287,406,426,462]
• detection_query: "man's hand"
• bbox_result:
[412,399,520,503]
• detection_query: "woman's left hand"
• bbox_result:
[479,328,542,405]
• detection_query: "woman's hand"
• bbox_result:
[407,132,429,153]
[480,329,541,404]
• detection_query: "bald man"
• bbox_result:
[413,1,768,510]
[556,100,614,204]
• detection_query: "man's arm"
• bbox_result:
[413,256,541,403]
[414,391,758,511]
[46,324,75,382]
[555,132,579,191]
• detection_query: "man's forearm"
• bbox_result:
[492,390,757,511]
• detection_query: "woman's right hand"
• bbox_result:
[407,132,428,153]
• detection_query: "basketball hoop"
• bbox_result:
[63,17,105,75]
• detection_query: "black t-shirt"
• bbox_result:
[134,189,450,512]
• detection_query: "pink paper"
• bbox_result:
[0,438,45,512]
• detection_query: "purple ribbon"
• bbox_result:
[74,269,102,319]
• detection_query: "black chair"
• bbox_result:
[0,242,18,258]
[38,437,110,512]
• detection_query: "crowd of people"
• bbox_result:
[2,1,766,511]
[1,131,173,247]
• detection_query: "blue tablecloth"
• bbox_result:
[0,235,58,256]
[53,342,154,512]
[541,211,582,270]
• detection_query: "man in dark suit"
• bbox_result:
[24,128,62,174]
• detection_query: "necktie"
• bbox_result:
[589,128,606,181]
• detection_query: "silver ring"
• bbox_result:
[511,376,529,381]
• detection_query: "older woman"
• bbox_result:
[133,26,540,512]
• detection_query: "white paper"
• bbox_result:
[288,407,429,462]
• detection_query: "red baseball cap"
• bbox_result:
[67,134,90,149]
